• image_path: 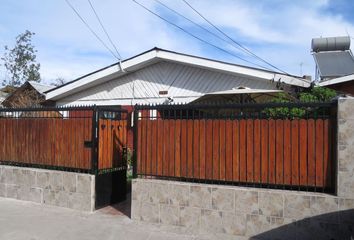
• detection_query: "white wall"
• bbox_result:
[56,61,277,107]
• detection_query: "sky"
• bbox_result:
[0,0,354,85]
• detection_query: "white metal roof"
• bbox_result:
[318,74,354,87]
[28,81,55,94]
[46,48,310,101]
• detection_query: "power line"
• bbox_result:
[64,0,120,60]
[155,0,266,62]
[87,0,122,60]
[132,0,273,70]
[154,1,238,51]
[182,0,288,74]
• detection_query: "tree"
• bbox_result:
[1,30,41,86]
[53,77,66,87]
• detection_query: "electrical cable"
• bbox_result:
[182,0,289,74]
[64,0,120,60]
[132,0,273,70]
[87,0,123,60]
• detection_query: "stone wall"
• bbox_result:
[337,97,354,198]
[132,179,354,239]
[131,97,354,239]
[0,165,95,212]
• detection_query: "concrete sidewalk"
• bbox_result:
[0,198,206,240]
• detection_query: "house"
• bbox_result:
[46,47,309,106]
[45,47,310,148]
[2,81,54,108]
[312,36,354,95]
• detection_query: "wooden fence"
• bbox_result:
[134,103,336,191]
[0,107,128,173]
[0,110,93,170]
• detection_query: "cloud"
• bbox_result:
[0,0,353,83]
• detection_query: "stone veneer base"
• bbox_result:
[132,178,354,239]
[0,165,95,212]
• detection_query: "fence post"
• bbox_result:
[91,106,99,174]
[132,106,139,178]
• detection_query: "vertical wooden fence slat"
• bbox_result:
[151,120,157,176]
[299,120,308,186]
[180,120,187,178]
[193,120,200,179]
[246,119,254,183]
[291,120,299,186]
[307,119,316,187]
[276,119,284,185]
[219,120,226,181]
[239,120,247,182]
[324,119,331,188]
[187,120,194,178]
[283,120,291,185]
[157,119,163,176]
[212,120,220,180]
[175,120,181,177]
[163,119,170,176]
[169,120,175,177]
[232,120,240,182]
[315,119,324,187]
[253,120,261,184]
[261,120,268,184]
[225,120,233,182]
[205,120,213,180]
[268,119,276,184]
[199,120,206,180]
[137,118,142,174]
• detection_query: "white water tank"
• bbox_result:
[312,36,350,52]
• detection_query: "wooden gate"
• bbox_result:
[95,108,128,208]
[97,109,128,170]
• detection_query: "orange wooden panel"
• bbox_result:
[225,120,233,181]
[268,120,276,184]
[168,120,175,177]
[157,119,164,176]
[212,120,220,180]
[275,120,284,185]
[307,119,316,186]
[175,120,181,177]
[145,120,152,175]
[180,120,187,178]
[246,120,254,182]
[151,120,157,175]
[232,120,240,182]
[163,119,170,176]
[193,120,200,179]
[199,120,206,179]
[253,119,261,183]
[261,120,269,184]
[283,120,291,185]
[219,120,226,181]
[136,119,142,174]
[291,120,299,186]
[323,120,330,188]
[299,119,308,186]
[187,120,194,178]
[315,119,324,187]
[239,120,247,182]
[140,119,147,175]
[205,120,213,180]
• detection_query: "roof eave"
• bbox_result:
[46,48,310,101]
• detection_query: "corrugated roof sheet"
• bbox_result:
[314,51,354,78]
[28,81,54,94]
